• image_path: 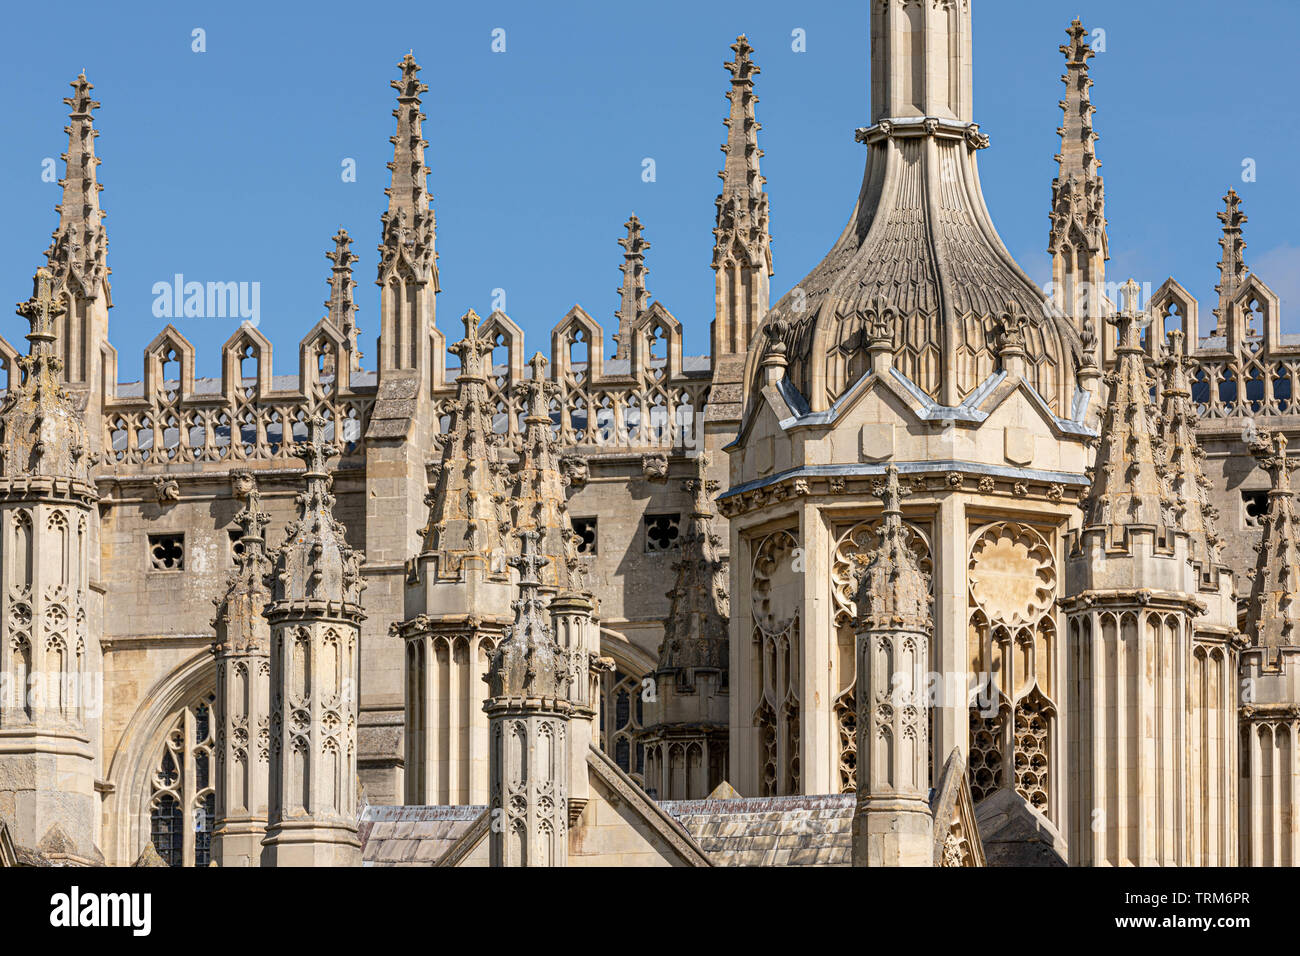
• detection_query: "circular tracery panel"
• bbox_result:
[752,530,801,635]
[967,523,1055,628]
[832,518,933,629]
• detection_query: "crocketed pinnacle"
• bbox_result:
[377,53,437,287]
[713,35,771,274]
[421,309,511,569]
[612,214,649,360]
[1080,294,1172,535]
[324,228,361,370]
[0,269,92,482]
[46,73,109,299]
[1158,329,1222,568]
[1048,19,1107,262]
[485,531,571,701]
[1214,189,1248,333]
[1245,432,1300,654]
[213,482,273,653]
[658,452,730,672]
[511,352,575,590]
[854,465,931,633]
[265,414,366,617]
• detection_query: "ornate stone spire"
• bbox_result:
[376,52,438,373]
[324,228,361,370]
[381,53,432,238]
[485,531,571,701]
[46,73,109,302]
[1080,286,1171,535]
[484,530,573,867]
[658,452,729,672]
[214,483,273,652]
[211,478,273,867]
[1158,329,1222,569]
[511,352,575,590]
[265,415,366,615]
[851,463,933,867]
[0,269,92,482]
[853,465,931,633]
[263,416,364,867]
[1245,432,1300,656]
[1214,188,1248,335]
[713,36,771,275]
[1047,19,1108,300]
[612,215,649,360]
[421,309,511,571]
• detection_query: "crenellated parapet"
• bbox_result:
[429,300,710,459]
[99,313,373,469]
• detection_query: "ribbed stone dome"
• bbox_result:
[746,3,1083,416]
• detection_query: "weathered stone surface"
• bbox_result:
[973,789,1067,868]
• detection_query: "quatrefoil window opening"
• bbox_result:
[149,533,185,571]
[644,513,680,553]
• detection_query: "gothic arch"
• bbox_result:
[104,649,216,866]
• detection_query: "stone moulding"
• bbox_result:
[716,461,1087,518]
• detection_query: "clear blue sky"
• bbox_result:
[1,0,1297,381]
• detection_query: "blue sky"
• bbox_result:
[1,0,1297,380]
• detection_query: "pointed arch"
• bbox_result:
[142,325,196,404]
[221,323,274,403]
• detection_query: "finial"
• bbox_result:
[873,464,906,517]
[17,268,64,347]
[450,309,490,380]
[65,72,99,117]
[1120,278,1141,314]
[236,484,272,546]
[392,52,426,99]
[685,451,719,518]
[510,529,548,593]
[725,34,759,80]
[297,413,338,477]
[516,352,558,422]
[866,295,896,346]
[995,307,1029,356]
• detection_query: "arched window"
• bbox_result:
[148,691,216,866]
[599,667,645,784]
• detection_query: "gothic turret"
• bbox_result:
[1048,19,1108,343]
[1064,294,1219,865]
[711,35,772,371]
[211,477,273,867]
[511,352,576,591]
[262,416,366,867]
[1240,432,1300,864]
[851,465,932,867]
[484,531,573,867]
[396,308,516,806]
[641,452,730,799]
[0,269,102,861]
[612,215,650,360]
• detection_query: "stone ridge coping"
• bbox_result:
[106,354,715,397]
[659,793,854,816]
[360,805,486,823]
[719,460,1091,500]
